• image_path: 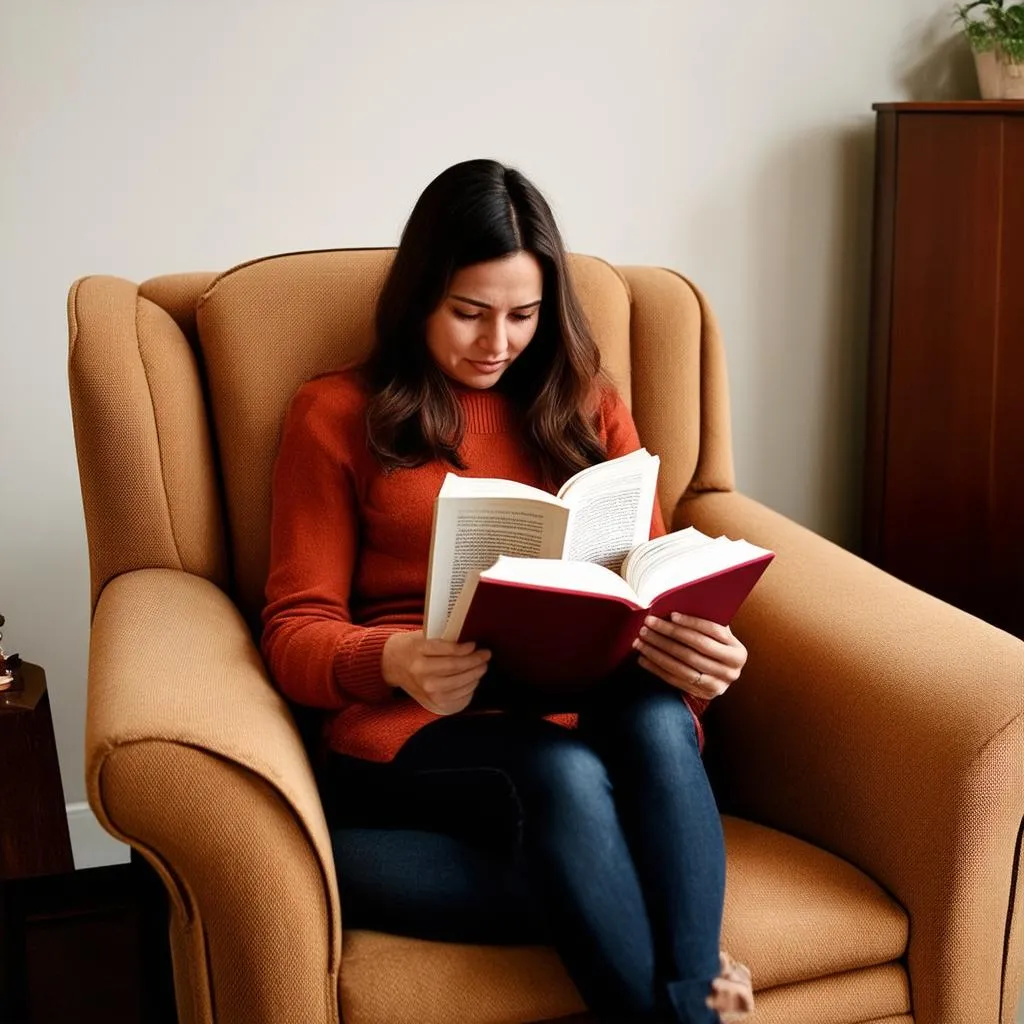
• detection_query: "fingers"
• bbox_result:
[707,951,754,1020]
[668,613,733,644]
[634,629,726,682]
[416,673,483,715]
[421,685,480,716]
[415,649,490,678]
[418,657,489,696]
[421,637,478,656]
[410,646,490,681]
[706,976,754,1018]
[637,614,746,677]
[657,613,745,665]
[415,656,490,714]
[637,652,726,699]
[632,624,731,698]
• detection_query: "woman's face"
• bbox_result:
[425,251,543,389]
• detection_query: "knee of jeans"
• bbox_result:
[522,738,611,808]
[618,691,701,752]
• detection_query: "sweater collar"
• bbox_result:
[455,386,518,435]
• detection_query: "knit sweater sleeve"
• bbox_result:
[599,386,667,539]
[261,380,408,708]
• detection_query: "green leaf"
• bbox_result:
[955,0,1024,55]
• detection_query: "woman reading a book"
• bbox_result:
[262,160,753,1023]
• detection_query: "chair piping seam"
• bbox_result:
[136,295,185,572]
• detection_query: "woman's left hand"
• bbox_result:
[633,612,747,702]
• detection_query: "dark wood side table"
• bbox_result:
[0,662,75,878]
[0,663,177,1023]
[0,661,75,1021]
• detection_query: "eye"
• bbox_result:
[452,309,480,321]
[510,310,537,323]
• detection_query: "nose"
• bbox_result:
[478,318,508,356]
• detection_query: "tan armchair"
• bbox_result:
[68,250,1024,1024]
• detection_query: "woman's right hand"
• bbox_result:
[382,630,491,715]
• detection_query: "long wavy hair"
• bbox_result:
[364,159,607,487]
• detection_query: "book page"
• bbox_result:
[424,496,570,638]
[439,476,561,501]
[621,527,714,585]
[633,537,773,608]
[560,451,660,573]
[483,557,641,605]
[440,569,482,642]
[556,447,654,499]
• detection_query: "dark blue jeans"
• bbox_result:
[322,672,724,1023]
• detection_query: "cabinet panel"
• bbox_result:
[990,117,1024,636]
[862,113,898,565]
[881,114,1003,617]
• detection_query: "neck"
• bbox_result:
[453,384,517,435]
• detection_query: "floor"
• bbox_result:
[0,860,175,1024]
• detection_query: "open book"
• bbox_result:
[422,449,775,689]
[438,527,774,689]
[423,448,660,639]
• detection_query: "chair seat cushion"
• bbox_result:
[337,815,909,1024]
[720,817,908,988]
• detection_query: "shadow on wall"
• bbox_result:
[896,7,979,101]
[740,15,977,554]
[745,123,876,555]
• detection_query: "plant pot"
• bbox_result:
[974,48,1024,99]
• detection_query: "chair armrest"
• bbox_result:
[679,491,1024,1024]
[86,568,341,1024]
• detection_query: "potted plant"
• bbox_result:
[956,0,1024,98]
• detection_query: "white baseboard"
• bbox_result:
[66,801,131,870]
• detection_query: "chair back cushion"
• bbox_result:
[194,250,639,623]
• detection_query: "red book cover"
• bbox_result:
[454,554,774,692]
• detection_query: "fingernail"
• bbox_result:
[645,615,657,627]
[632,638,641,650]
[639,626,648,637]
[671,612,682,623]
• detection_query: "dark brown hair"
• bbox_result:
[364,158,606,487]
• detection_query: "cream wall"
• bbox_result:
[0,0,977,866]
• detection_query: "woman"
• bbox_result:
[262,159,754,1023]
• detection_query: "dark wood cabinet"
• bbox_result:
[0,663,176,1022]
[864,102,1024,639]
[0,663,74,882]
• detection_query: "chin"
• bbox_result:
[462,375,502,390]
[456,363,509,389]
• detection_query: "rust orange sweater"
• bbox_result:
[261,368,699,763]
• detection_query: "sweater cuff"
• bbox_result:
[332,625,415,704]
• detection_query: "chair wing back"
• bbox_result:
[68,250,734,624]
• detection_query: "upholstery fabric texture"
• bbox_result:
[68,249,1024,1024]
[338,817,909,1024]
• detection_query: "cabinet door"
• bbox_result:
[989,117,1024,637]
[882,114,1003,623]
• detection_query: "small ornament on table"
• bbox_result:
[0,614,20,690]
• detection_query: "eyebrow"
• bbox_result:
[449,294,542,311]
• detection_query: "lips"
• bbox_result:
[468,360,507,374]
